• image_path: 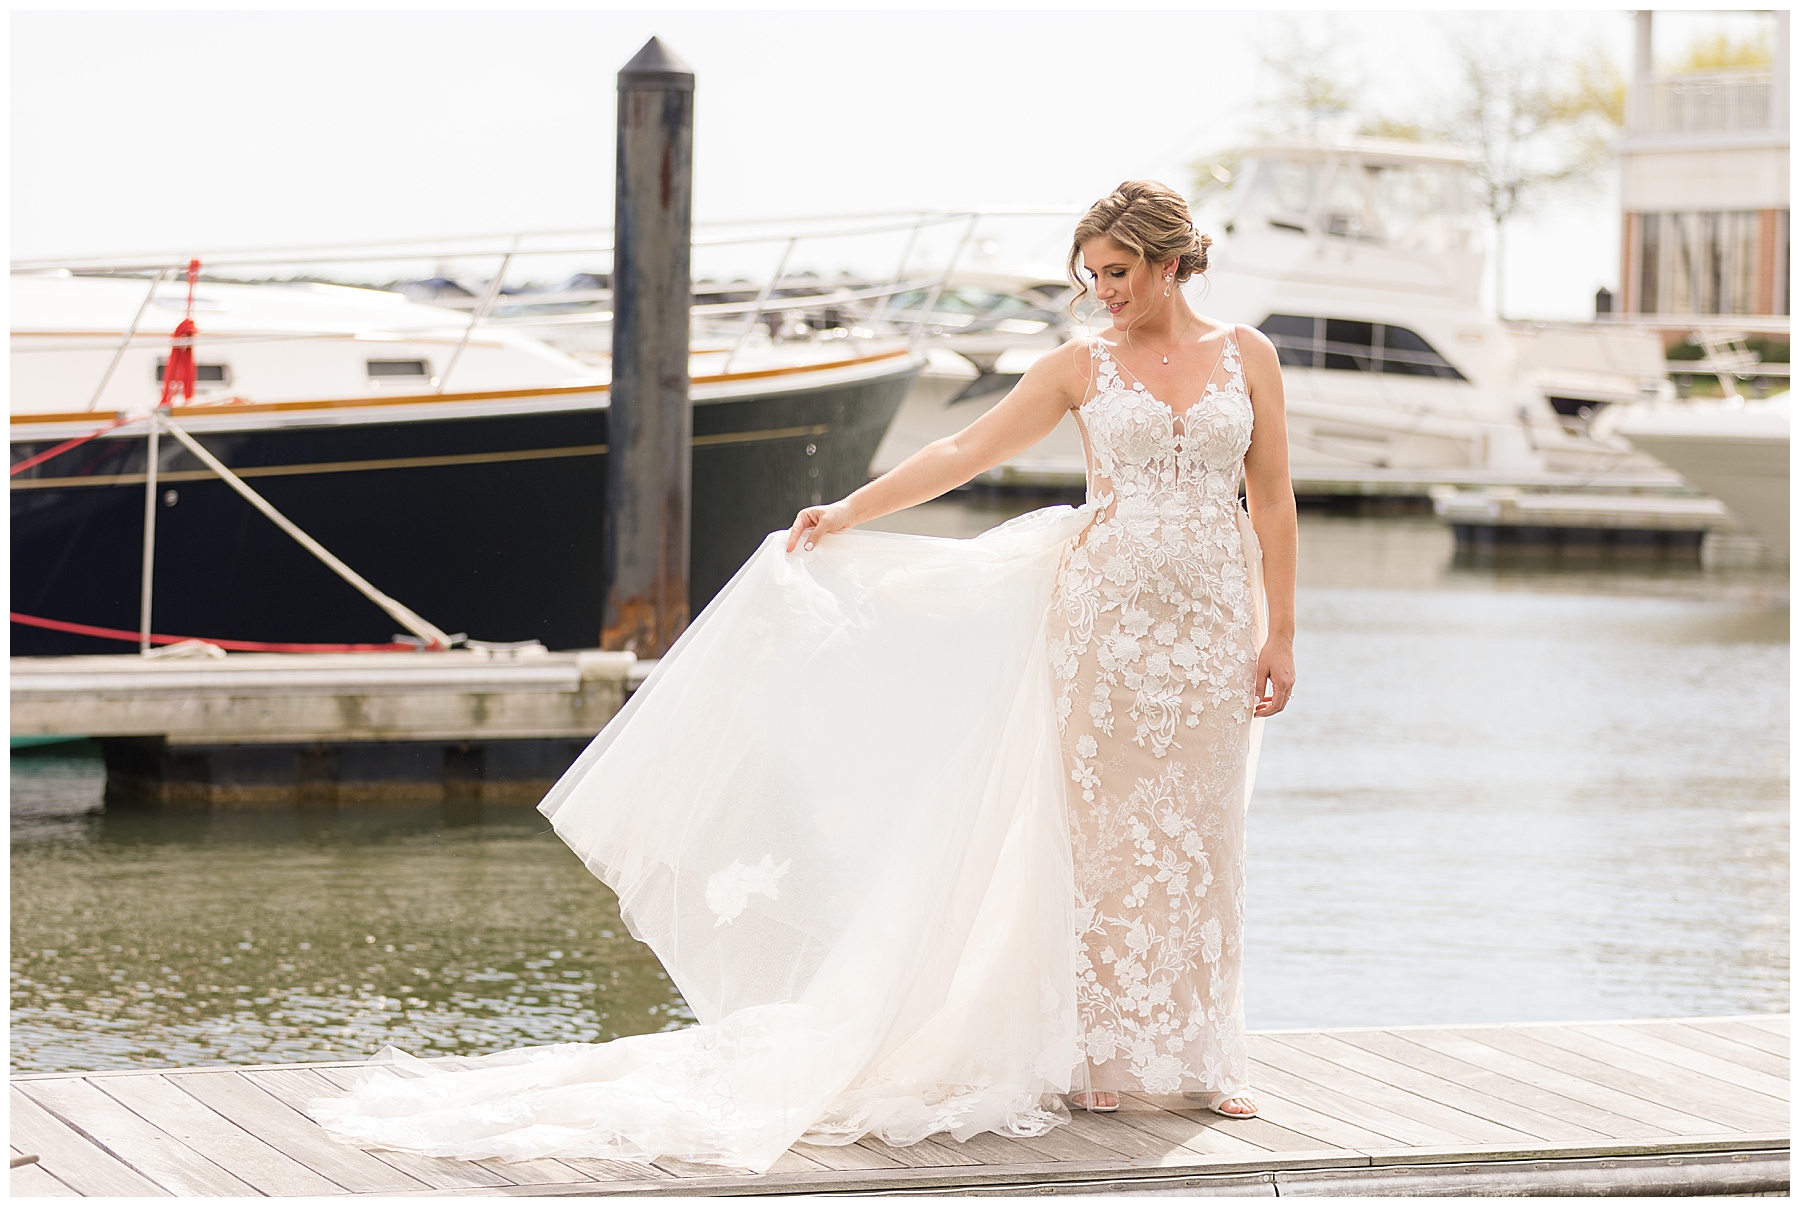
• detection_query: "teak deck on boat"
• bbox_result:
[10,1015,1788,1197]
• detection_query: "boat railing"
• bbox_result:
[13,207,1082,407]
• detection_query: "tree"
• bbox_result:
[1671,28,1773,74]
[1188,21,1369,207]
[1187,14,1625,318]
[1429,23,1624,316]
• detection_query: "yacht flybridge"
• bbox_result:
[875,140,1679,490]
[1205,139,1670,481]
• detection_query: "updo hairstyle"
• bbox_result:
[1066,180,1212,314]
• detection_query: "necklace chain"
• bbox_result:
[1128,309,1195,365]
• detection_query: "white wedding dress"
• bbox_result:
[308,332,1268,1174]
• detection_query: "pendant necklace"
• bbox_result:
[1129,310,1195,366]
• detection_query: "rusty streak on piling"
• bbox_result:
[602,37,694,657]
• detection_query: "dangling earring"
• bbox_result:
[1163,273,1172,297]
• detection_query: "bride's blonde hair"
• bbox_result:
[1067,180,1212,314]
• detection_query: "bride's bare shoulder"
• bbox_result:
[1228,323,1280,368]
[1031,336,1098,385]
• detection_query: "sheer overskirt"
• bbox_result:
[308,504,1104,1172]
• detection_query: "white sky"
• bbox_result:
[8,7,1775,319]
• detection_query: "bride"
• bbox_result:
[308,180,1297,1173]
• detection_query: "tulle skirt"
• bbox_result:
[310,504,1115,1172]
[310,502,1268,1171]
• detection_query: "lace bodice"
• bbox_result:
[1055,326,1261,759]
[1075,328,1256,521]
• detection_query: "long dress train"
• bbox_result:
[307,333,1268,1173]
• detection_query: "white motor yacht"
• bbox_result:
[1600,391,1790,555]
[871,140,1679,492]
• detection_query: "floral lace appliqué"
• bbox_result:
[1048,327,1258,1099]
[705,854,792,926]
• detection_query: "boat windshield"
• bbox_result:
[1229,152,1483,257]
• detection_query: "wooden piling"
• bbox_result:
[603,37,695,657]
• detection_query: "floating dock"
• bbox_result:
[10,1014,1786,1197]
[1428,484,1790,566]
[9,650,649,804]
[1431,488,1732,556]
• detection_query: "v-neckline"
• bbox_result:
[1098,329,1235,424]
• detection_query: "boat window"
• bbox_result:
[1318,165,1373,241]
[1365,163,1481,255]
[368,359,431,380]
[1258,313,1319,368]
[1258,314,1467,381]
[1228,159,1316,234]
[1376,324,1467,381]
[1324,318,1375,371]
[155,361,230,385]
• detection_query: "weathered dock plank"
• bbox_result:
[1192,1084,1410,1151]
[163,1069,432,1192]
[1502,1026,1786,1131]
[1692,1016,1789,1059]
[1265,1029,1595,1142]
[1329,1027,1654,1138]
[14,1077,261,1196]
[10,1015,1787,1197]
[1244,1056,1470,1148]
[88,1073,346,1195]
[9,1154,77,1199]
[1641,1019,1791,1078]
[244,1066,511,1189]
[1575,1023,1790,1102]
[8,1089,169,1197]
[1105,1095,1271,1156]
[1401,1025,1750,1135]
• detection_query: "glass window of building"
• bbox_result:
[1637,209,1780,315]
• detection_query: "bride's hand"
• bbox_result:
[786,501,856,553]
[1253,637,1295,717]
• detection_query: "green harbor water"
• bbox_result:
[10,506,1789,1073]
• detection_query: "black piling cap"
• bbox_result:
[619,37,694,91]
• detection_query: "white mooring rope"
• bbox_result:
[156,413,455,651]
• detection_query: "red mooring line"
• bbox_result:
[9,414,143,477]
[9,612,417,653]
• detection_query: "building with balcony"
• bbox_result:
[1618,10,1789,326]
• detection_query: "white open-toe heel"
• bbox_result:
[1208,1094,1258,1119]
[1068,1090,1119,1113]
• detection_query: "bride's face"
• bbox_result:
[1079,235,1175,330]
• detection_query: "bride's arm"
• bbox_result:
[1238,326,1298,717]
[786,340,1087,551]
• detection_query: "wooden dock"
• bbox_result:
[9,649,653,804]
[11,1014,1787,1196]
[9,649,646,746]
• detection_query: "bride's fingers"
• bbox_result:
[786,510,818,553]
[1258,676,1294,716]
[803,514,845,551]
